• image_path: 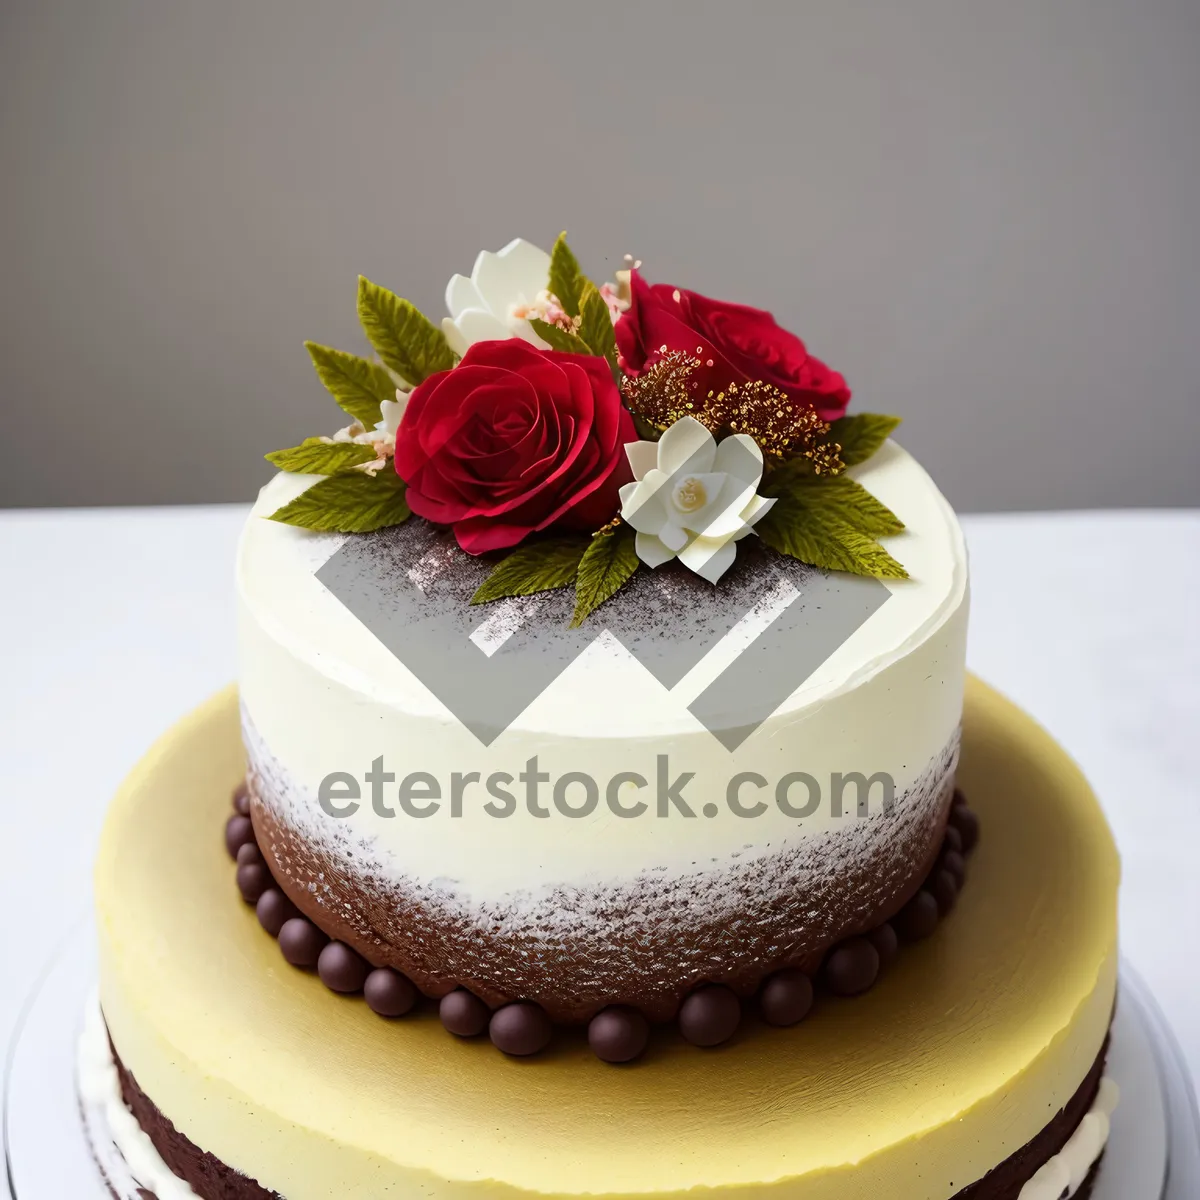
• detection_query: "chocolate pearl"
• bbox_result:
[759,969,814,1027]
[236,860,271,904]
[940,848,967,887]
[588,1007,650,1063]
[678,985,741,1047]
[278,917,328,969]
[256,888,297,937]
[364,968,416,1018]
[224,814,255,860]
[896,890,940,941]
[868,922,900,969]
[950,806,980,854]
[941,824,964,855]
[440,989,490,1037]
[489,1002,553,1057]
[824,938,881,997]
[931,869,959,915]
[232,781,251,816]
[317,941,369,994]
[236,841,263,867]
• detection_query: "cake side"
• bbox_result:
[81,1006,1116,1200]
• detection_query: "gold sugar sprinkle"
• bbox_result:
[621,353,845,475]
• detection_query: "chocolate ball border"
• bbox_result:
[227,785,979,1064]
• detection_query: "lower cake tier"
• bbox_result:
[90,677,1120,1200]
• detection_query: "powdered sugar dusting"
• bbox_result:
[469,595,545,657]
[243,709,959,1021]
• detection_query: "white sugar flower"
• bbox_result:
[327,389,409,474]
[375,393,406,438]
[441,238,557,355]
[618,416,776,584]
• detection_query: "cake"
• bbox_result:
[82,237,1120,1200]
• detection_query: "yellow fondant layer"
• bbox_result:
[95,677,1119,1200]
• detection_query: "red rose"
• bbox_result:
[615,270,851,422]
[394,340,635,554]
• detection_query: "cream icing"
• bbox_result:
[77,994,196,1200]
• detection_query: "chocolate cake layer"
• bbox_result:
[230,785,980,1057]
[247,730,959,1023]
[104,1032,1106,1200]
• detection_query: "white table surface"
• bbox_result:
[1,505,1197,1096]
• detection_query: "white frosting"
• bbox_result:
[1018,1077,1120,1199]
[236,440,968,902]
[77,995,197,1200]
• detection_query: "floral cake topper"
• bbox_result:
[267,235,906,624]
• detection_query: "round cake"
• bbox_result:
[81,235,1121,1200]
[88,679,1118,1200]
[237,436,967,1022]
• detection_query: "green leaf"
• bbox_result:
[758,502,907,579]
[470,539,588,605]
[769,472,904,537]
[266,438,380,475]
[267,471,410,533]
[757,477,908,580]
[548,232,586,318]
[304,342,396,426]
[578,281,618,371]
[820,475,904,536]
[829,413,901,467]
[571,526,640,626]
[529,318,592,356]
[356,277,457,386]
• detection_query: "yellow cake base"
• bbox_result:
[95,676,1119,1200]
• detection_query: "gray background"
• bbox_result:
[2,0,1197,512]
